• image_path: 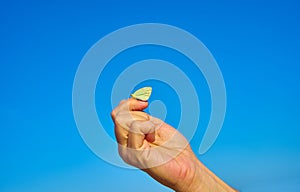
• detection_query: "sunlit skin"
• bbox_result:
[111,98,237,192]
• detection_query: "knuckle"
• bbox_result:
[111,109,116,118]
[130,120,139,127]
[130,120,141,130]
[119,99,127,105]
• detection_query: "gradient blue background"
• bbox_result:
[1,0,299,191]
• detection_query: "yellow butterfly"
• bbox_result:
[131,87,152,101]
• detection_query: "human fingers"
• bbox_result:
[127,120,156,149]
[111,98,148,120]
[114,111,150,146]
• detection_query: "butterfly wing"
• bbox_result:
[131,87,152,101]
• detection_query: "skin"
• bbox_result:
[111,98,237,192]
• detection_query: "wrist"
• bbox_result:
[177,158,237,192]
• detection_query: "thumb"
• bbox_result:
[119,98,148,111]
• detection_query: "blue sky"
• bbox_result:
[1,0,300,191]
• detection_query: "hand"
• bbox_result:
[111,98,237,192]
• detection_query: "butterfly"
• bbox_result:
[131,87,152,101]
